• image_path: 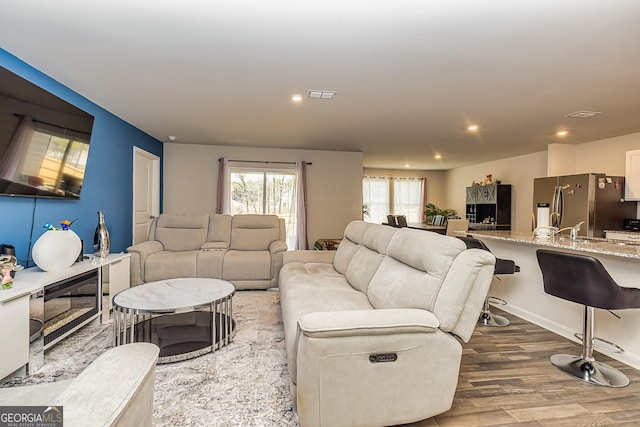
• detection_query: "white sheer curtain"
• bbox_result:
[216,157,230,214]
[0,115,34,180]
[394,178,425,223]
[293,161,308,250]
[363,176,426,224]
[419,178,426,222]
[362,176,390,224]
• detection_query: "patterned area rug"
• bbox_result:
[1,290,299,426]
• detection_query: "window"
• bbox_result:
[229,166,298,247]
[362,176,425,224]
[362,177,390,225]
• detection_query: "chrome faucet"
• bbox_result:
[555,221,585,240]
[534,221,585,240]
[570,221,584,240]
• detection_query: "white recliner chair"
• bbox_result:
[0,343,159,426]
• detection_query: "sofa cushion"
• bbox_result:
[279,262,374,385]
[344,225,397,293]
[367,229,465,310]
[333,221,376,275]
[155,213,209,251]
[145,250,198,282]
[230,214,281,251]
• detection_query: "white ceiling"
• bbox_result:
[1,1,640,170]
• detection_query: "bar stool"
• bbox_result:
[536,249,640,387]
[457,236,519,327]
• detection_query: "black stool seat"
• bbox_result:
[537,249,640,310]
[458,236,519,327]
[536,249,640,387]
[457,236,520,275]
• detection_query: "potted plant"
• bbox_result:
[424,203,458,224]
[362,203,371,220]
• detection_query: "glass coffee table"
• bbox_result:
[112,278,235,363]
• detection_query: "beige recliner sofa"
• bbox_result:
[0,343,159,426]
[279,220,496,427]
[127,213,287,290]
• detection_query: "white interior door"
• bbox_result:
[133,147,160,244]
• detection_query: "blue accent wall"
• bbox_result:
[0,48,163,266]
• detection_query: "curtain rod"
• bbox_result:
[221,158,312,165]
[364,176,424,180]
[14,113,91,136]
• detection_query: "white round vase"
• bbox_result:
[32,229,82,272]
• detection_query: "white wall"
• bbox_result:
[573,132,640,175]
[547,143,576,176]
[163,144,364,245]
[547,133,640,176]
[163,132,640,245]
[445,152,548,232]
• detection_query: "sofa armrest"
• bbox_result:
[126,241,164,285]
[269,240,287,254]
[60,343,159,427]
[283,249,335,265]
[298,309,439,338]
[269,240,288,287]
[0,343,159,427]
[294,309,460,427]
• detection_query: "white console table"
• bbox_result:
[0,253,130,380]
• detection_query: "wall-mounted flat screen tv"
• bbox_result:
[0,66,94,199]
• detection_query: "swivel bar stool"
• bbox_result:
[457,236,520,326]
[536,249,640,387]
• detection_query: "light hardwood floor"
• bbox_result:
[407,308,640,427]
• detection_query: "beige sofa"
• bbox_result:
[279,221,496,427]
[0,343,158,426]
[127,213,287,290]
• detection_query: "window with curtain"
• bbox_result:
[362,177,390,225]
[362,176,425,224]
[228,165,298,248]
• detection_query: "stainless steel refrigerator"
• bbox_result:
[533,173,636,237]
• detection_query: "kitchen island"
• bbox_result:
[467,230,640,370]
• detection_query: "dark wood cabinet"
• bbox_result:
[465,184,511,230]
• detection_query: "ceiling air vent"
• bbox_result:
[564,111,601,119]
[308,90,337,99]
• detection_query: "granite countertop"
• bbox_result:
[467,230,640,260]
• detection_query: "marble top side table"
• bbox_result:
[112,278,235,363]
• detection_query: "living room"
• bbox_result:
[2,2,640,426]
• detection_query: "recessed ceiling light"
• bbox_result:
[168,135,177,142]
[467,125,479,131]
[291,94,303,103]
[404,164,410,168]
[556,130,569,136]
[434,154,442,160]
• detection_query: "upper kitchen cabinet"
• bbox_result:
[465,184,512,230]
[625,149,640,201]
